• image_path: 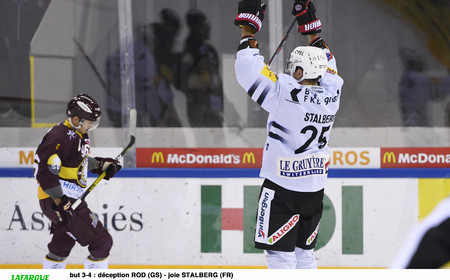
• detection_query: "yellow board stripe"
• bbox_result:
[30,55,35,128]
[418,178,450,220]
[29,55,58,128]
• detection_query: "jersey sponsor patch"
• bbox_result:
[326,67,337,75]
[60,179,86,199]
[277,154,328,179]
[47,154,61,175]
[306,221,320,245]
[260,65,277,83]
[268,214,300,245]
[254,187,275,244]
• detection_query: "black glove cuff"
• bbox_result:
[238,36,258,51]
[310,37,327,49]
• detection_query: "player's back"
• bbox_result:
[260,70,343,193]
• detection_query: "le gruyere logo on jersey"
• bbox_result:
[277,154,328,178]
[261,65,277,83]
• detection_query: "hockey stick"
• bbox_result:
[71,108,137,210]
[268,0,313,68]
[73,37,108,92]
[267,17,297,68]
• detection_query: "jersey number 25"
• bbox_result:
[295,125,330,154]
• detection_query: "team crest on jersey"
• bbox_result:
[77,157,89,187]
[277,154,328,178]
[67,130,77,140]
[326,52,334,61]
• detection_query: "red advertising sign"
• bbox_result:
[380,147,450,168]
[136,148,263,168]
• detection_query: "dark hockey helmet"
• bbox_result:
[66,94,101,121]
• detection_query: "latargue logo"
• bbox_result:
[381,147,450,168]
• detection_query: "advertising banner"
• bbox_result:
[136,148,262,168]
[2,147,448,169]
[0,147,448,268]
[135,148,382,169]
[1,176,427,268]
[380,147,450,168]
[0,148,123,167]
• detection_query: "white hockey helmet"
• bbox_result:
[286,46,328,81]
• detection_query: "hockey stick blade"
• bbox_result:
[268,17,297,68]
[71,108,137,210]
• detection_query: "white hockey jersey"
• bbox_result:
[235,45,344,192]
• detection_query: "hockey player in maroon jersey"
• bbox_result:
[34,94,121,269]
[234,0,343,268]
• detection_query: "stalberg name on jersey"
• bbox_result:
[304,112,335,124]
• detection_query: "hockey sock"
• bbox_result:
[295,247,317,269]
[266,250,296,269]
[84,255,109,269]
[43,255,67,269]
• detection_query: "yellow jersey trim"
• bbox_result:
[37,185,50,200]
[261,65,277,83]
[63,119,83,138]
[59,166,79,180]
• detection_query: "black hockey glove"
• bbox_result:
[292,0,322,35]
[52,195,74,226]
[234,0,267,33]
[92,157,122,180]
[103,162,122,180]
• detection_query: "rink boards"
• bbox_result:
[1,167,449,269]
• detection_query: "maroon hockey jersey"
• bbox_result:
[34,120,91,199]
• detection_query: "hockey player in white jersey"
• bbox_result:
[234,0,343,269]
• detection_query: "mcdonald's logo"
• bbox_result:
[151,152,164,163]
[382,152,396,163]
[242,152,255,164]
[19,150,34,165]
